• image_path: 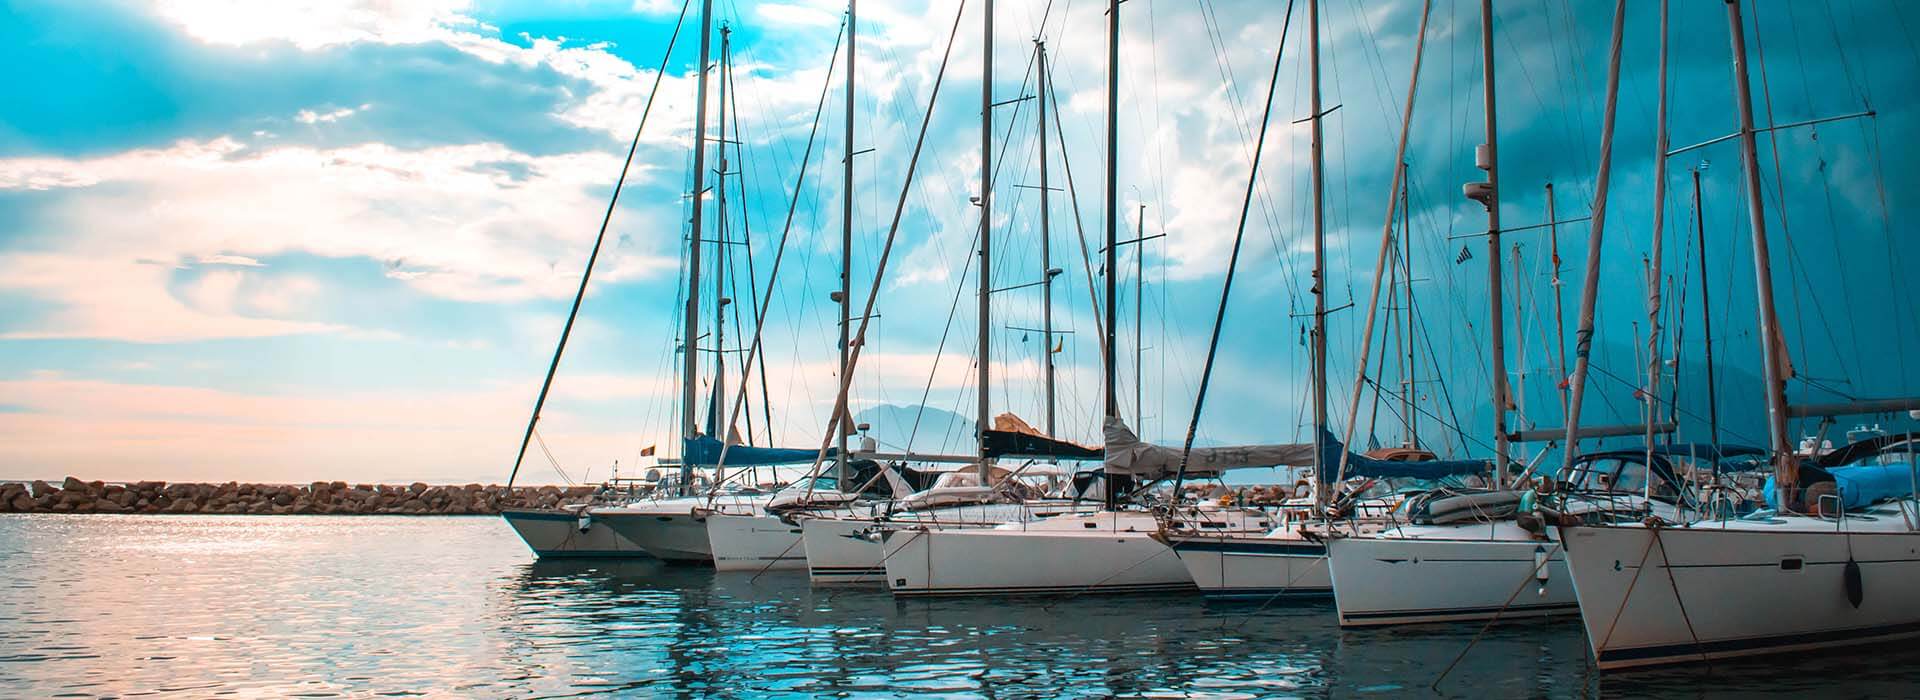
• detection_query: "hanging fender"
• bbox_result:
[1534,544,1551,582]
[1844,558,1864,609]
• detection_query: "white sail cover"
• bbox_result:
[1102,417,1316,480]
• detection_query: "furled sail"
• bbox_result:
[983,413,1103,460]
[1100,417,1490,483]
[1102,417,1316,480]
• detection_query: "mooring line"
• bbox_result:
[1431,540,1565,690]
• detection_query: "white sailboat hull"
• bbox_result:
[500,508,651,558]
[1560,514,1920,669]
[1164,533,1331,600]
[1326,524,1574,627]
[800,502,1104,587]
[882,511,1218,597]
[706,513,808,571]
[800,516,889,586]
[594,497,761,563]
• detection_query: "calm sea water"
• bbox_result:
[2,515,1916,698]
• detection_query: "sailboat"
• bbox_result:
[877,0,1338,598]
[496,0,715,561]
[1313,0,1720,628]
[587,4,849,566]
[500,474,655,558]
[1557,0,1920,670]
[1316,0,1630,627]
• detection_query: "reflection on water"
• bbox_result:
[1,515,1917,698]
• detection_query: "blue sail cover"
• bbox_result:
[682,435,833,466]
[1765,463,1918,511]
[1316,430,1491,482]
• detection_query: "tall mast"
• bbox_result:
[712,24,731,443]
[1308,0,1328,509]
[1642,0,1672,476]
[1102,0,1120,508]
[977,0,994,477]
[1401,176,1418,449]
[505,0,693,489]
[1038,40,1056,438]
[841,1,856,466]
[1559,0,1627,471]
[680,0,715,492]
[1547,182,1568,417]
[1725,0,1795,502]
[1331,0,1431,486]
[1475,0,1511,482]
[1692,168,1722,452]
[1135,203,1146,433]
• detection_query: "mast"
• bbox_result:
[1103,0,1120,508]
[505,0,693,489]
[977,0,993,478]
[680,0,715,493]
[712,24,731,443]
[1038,40,1056,438]
[1475,0,1511,482]
[1547,182,1568,416]
[1308,0,1329,509]
[1643,0,1671,477]
[1331,0,1431,487]
[1693,167,1722,452]
[1401,175,1418,449]
[1725,0,1796,503]
[841,1,856,469]
[1559,0,1627,471]
[1135,203,1146,433]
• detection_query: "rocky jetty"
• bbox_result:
[0,478,599,515]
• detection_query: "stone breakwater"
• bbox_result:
[0,478,599,515]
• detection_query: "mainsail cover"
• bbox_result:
[1317,430,1490,481]
[983,413,1103,460]
[1102,417,1316,480]
[682,435,834,466]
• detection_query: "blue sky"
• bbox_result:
[2,0,1917,484]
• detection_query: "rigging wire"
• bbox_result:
[506,0,693,488]
[705,16,848,483]
[1169,0,1297,497]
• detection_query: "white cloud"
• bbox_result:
[631,0,681,15]
[196,254,264,267]
[0,137,681,340]
[294,104,369,124]
[150,0,475,50]
[0,254,345,343]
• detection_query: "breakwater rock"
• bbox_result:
[0,478,599,515]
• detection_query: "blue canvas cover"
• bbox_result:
[1317,430,1491,482]
[682,435,833,467]
[1766,463,1918,511]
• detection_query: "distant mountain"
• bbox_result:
[853,404,976,456]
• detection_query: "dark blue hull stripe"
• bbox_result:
[1168,540,1327,556]
[1199,587,1334,600]
[1340,601,1578,622]
[533,550,653,558]
[502,510,584,522]
[1598,619,1920,666]
[892,582,1198,597]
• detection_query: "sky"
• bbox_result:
[3,0,1918,485]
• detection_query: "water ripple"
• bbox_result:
[3,515,1919,697]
